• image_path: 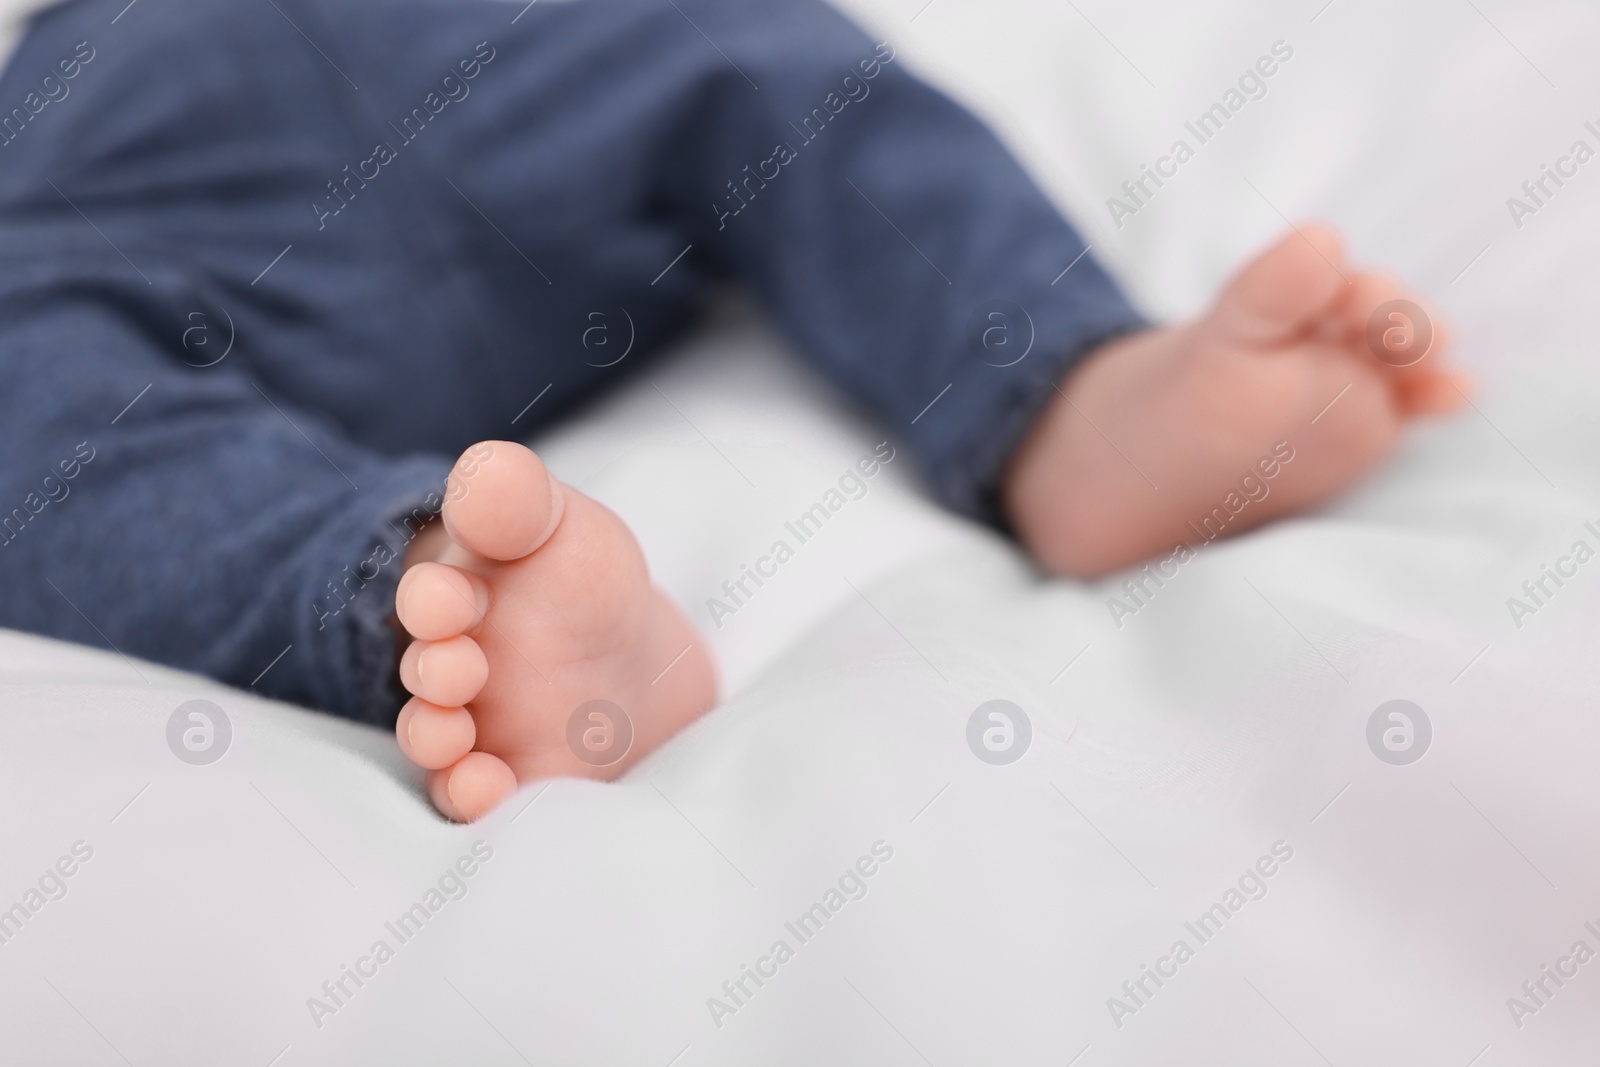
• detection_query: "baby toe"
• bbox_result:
[1211,223,1348,345]
[398,634,489,707]
[441,441,564,562]
[1399,369,1472,415]
[396,697,477,770]
[1342,272,1445,370]
[396,561,489,640]
[428,751,518,822]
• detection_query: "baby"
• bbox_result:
[0,0,1464,820]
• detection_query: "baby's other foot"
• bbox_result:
[393,442,716,821]
[1003,224,1469,576]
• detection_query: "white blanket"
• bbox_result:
[4,1,1599,1063]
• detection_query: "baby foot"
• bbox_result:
[392,442,717,821]
[1002,224,1469,576]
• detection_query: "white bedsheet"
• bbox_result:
[4,1,1600,1063]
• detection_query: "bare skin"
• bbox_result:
[1002,225,1466,575]
[394,224,1464,820]
[394,444,715,821]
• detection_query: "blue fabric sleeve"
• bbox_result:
[0,0,1144,725]
[0,252,452,724]
[637,1,1149,518]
